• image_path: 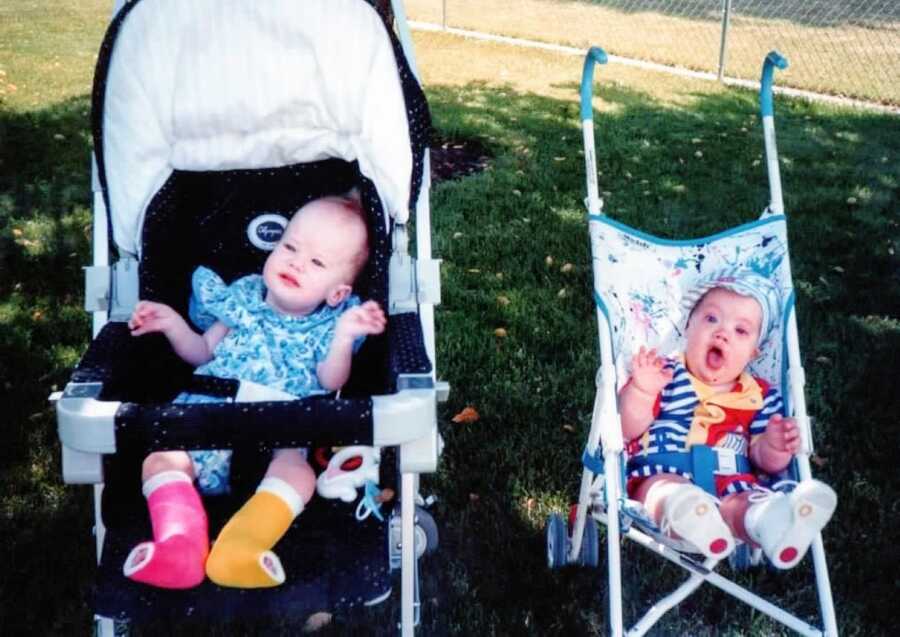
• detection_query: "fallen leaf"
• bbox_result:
[815,356,832,365]
[562,424,576,433]
[453,231,463,239]
[560,263,574,273]
[469,493,480,503]
[545,256,554,266]
[452,406,480,424]
[493,327,508,338]
[557,288,567,298]
[32,310,44,321]
[694,150,703,158]
[12,228,23,237]
[467,268,481,274]
[497,295,511,307]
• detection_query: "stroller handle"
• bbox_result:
[760,50,789,118]
[580,46,608,121]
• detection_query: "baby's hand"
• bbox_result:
[762,414,800,455]
[335,301,387,342]
[128,301,182,336]
[630,346,673,397]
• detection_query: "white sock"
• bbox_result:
[142,470,193,498]
[257,477,305,517]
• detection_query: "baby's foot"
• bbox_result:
[662,484,734,559]
[746,479,836,569]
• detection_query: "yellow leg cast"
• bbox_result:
[206,478,302,588]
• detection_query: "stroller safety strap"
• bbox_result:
[626,447,753,495]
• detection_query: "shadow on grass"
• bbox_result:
[0,96,95,631]
[2,80,898,635]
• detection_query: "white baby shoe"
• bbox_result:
[745,479,837,570]
[661,484,735,559]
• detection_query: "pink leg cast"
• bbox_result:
[124,475,209,589]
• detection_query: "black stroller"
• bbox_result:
[53,0,445,634]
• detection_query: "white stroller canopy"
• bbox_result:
[101,0,414,256]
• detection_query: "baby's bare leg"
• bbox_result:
[206,448,313,588]
[265,448,316,503]
[719,491,754,542]
[141,450,194,481]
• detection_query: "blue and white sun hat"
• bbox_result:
[682,267,782,350]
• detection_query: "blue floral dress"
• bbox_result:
[180,266,361,494]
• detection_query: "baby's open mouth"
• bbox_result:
[279,273,299,288]
[706,346,725,370]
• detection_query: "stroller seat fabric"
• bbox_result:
[591,212,793,399]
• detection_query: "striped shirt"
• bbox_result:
[626,357,784,492]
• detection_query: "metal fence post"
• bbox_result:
[717,0,733,81]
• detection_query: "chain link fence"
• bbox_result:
[406,0,900,107]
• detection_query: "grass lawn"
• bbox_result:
[2,2,898,635]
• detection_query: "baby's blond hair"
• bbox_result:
[297,189,369,280]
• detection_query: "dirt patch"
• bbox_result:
[430,137,491,183]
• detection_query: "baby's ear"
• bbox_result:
[326,283,352,307]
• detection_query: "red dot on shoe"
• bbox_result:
[710,539,729,554]
[780,547,798,563]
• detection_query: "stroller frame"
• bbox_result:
[556,47,839,637]
[53,1,444,635]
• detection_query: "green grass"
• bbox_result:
[2,2,899,635]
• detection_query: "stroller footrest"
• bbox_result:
[94,498,391,622]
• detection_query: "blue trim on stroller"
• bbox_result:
[780,290,796,413]
[580,47,608,121]
[587,212,787,246]
[760,51,789,118]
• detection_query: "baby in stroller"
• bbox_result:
[619,269,837,568]
[123,192,386,590]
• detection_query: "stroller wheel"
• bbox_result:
[414,506,439,557]
[545,514,569,569]
[577,518,600,568]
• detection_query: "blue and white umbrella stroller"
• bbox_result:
[53,1,444,634]
[546,47,839,636]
